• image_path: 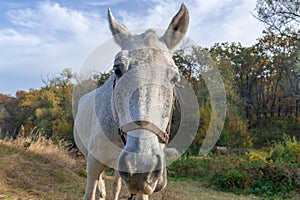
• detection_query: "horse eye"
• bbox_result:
[113,64,123,77]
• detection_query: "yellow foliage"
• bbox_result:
[20,90,40,107]
[35,108,46,118]
[247,151,267,163]
[287,137,299,152]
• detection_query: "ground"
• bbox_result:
[0,140,295,200]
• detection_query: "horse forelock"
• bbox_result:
[143,29,160,47]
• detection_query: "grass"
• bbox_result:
[0,135,86,199]
[0,136,297,200]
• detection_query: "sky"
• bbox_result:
[0,0,265,95]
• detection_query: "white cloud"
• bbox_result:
[188,0,265,46]
[0,28,41,46]
[219,0,264,45]
[6,2,105,41]
[116,0,178,29]
[0,1,110,79]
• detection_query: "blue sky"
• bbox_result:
[0,0,265,95]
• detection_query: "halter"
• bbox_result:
[113,77,175,145]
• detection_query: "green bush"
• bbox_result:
[211,169,250,194]
[246,162,296,198]
[168,142,300,199]
[168,156,212,180]
[213,158,299,198]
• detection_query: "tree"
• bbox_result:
[0,92,25,138]
[254,0,300,121]
[210,44,252,147]
[254,0,300,33]
[173,45,251,150]
[20,69,75,142]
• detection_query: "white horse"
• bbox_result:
[74,4,189,200]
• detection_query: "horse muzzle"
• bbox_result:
[117,130,167,194]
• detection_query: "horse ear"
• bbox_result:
[108,8,131,47]
[161,4,189,50]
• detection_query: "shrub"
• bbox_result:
[212,157,299,198]
[168,156,212,180]
[268,136,300,163]
[211,169,250,194]
[168,144,300,199]
[249,162,298,198]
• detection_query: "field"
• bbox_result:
[0,137,298,200]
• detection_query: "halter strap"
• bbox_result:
[120,120,169,144]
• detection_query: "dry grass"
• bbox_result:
[2,134,76,168]
[0,135,85,200]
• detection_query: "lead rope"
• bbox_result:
[118,128,127,145]
[127,193,137,200]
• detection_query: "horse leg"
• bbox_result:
[85,153,106,200]
[96,170,106,200]
[112,170,122,200]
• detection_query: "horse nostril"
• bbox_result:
[119,170,129,182]
[157,154,164,169]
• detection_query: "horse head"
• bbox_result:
[108,4,189,195]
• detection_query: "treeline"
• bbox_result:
[0,69,74,143]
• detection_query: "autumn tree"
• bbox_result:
[20,69,75,142]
